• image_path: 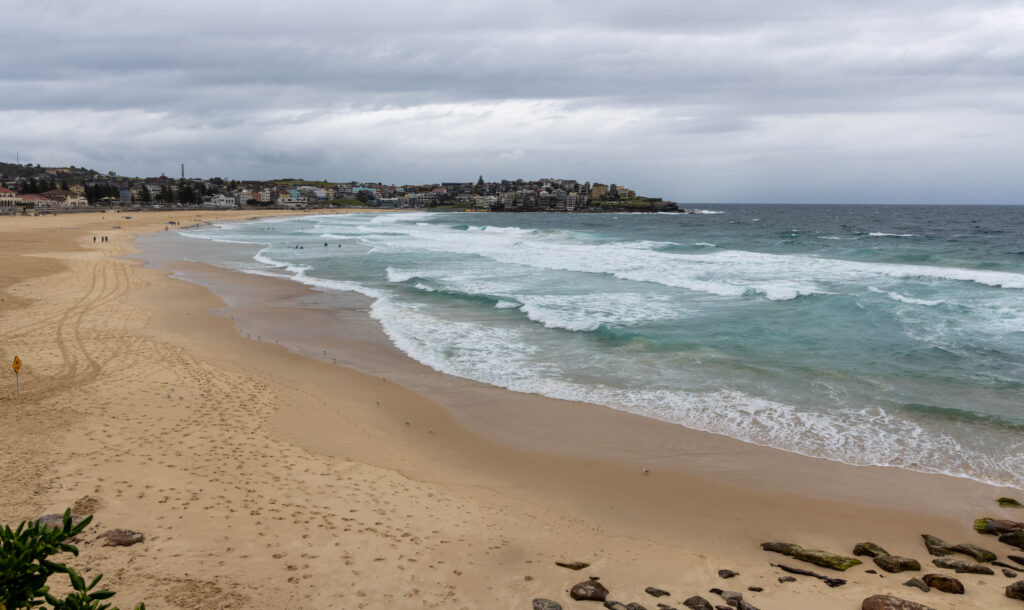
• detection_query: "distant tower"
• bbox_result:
[181,164,185,180]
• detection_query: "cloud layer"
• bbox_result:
[3,0,1023,203]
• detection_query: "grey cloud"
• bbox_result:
[2,0,1023,203]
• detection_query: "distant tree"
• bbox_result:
[59,179,69,191]
[85,184,100,204]
[178,184,196,204]
[138,186,151,203]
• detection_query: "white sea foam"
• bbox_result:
[517,293,684,332]
[495,300,520,309]
[868,286,943,306]
[385,267,421,283]
[869,232,918,237]
[694,242,717,247]
[354,220,1024,294]
[253,249,311,275]
[367,298,1024,489]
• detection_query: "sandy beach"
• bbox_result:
[2,209,1021,609]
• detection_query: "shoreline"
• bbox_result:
[2,209,1020,609]
[142,216,1018,511]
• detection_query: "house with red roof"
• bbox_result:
[0,187,20,212]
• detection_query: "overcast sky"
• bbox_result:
[3,0,1023,203]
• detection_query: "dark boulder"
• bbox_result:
[1000,530,1024,551]
[556,560,590,570]
[931,557,993,574]
[1008,580,1024,600]
[861,594,936,610]
[974,517,1024,535]
[998,497,1023,508]
[682,597,713,610]
[874,555,921,573]
[760,542,861,570]
[1004,568,1019,578]
[533,600,562,610]
[854,542,890,557]
[717,569,738,579]
[921,573,964,594]
[571,580,609,602]
[772,562,846,587]
[716,590,742,605]
[921,534,954,556]
[645,587,670,597]
[902,577,929,592]
[920,534,995,562]
[1011,555,1024,568]
[951,542,997,562]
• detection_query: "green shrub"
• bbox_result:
[0,510,143,610]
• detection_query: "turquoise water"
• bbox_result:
[180,206,1024,487]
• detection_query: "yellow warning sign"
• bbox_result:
[12,356,21,374]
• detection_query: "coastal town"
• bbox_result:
[0,162,680,214]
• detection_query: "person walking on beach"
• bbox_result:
[93,236,96,243]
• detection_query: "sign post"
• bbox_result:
[12,355,21,396]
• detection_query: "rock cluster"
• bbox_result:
[853,541,922,573]
[533,516,1024,609]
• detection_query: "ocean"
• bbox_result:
[174,205,1024,488]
